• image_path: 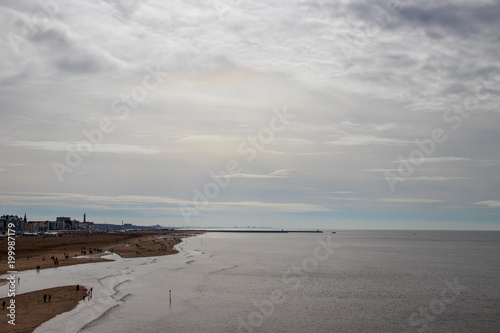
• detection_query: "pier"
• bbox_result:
[178,229,323,233]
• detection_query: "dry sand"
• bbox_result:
[0,285,87,333]
[0,231,197,276]
[0,231,198,332]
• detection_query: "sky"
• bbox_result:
[1,0,499,230]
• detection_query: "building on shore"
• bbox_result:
[15,215,93,234]
[0,215,25,234]
[1,212,164,235]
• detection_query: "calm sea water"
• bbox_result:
[31,230,500,332]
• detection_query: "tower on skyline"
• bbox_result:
[84,213,86,223]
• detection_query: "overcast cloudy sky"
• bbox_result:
[1,0,499,229]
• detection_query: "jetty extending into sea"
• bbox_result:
[182,229,323,233]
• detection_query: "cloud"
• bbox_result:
[389,156,470,164]
[324,134,408,146]
[329,197,368,202]
[474,201,500,208]
[0,191,329,214]
[421,157,469,163]
[406,176,473,182]
[177,135,229,142]
[269,168,292,177]
[0,0,499,228]
[205,201,331,213]
[222,169,292,179]
[1,140,164,155]
[363,168,397,172]
[378,198,443,204]
[226,174,282,179]
[394,2,500,37]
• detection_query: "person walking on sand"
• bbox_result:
[48,295,51,303]
[44,294,47,303]
[2,300,5,309]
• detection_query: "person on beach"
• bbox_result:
[77,284,79,291]
[44,294,47,303]
[2,300,5,309]
[48,295,51,303]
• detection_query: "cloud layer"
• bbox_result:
[1,0,499,229]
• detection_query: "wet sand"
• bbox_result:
[0,231,198,332]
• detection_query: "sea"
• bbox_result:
[5,230,500,332]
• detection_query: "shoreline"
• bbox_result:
[0,231,199,332]
[0,231,199,276]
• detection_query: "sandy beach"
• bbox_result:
[0,231,196,276]
[0,285,88,333]
[0,231,198,332]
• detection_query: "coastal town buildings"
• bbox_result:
[0,214,26,233]
[0,214,95,235]
[0,213,165,235]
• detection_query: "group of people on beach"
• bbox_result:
[77,284,93,301]
[83,287,93,301]
[157,242,170,252]
[50,255,60,265]
[79,246,104,255]
[43,294,51,303]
